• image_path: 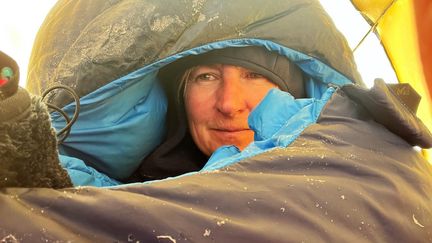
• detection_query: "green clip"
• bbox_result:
[1,67,14,80]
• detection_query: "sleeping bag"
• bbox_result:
[0,0,431,242]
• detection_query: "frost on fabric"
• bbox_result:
[127,233,135,242]
[412,214,425,228]
[216,220,226,226]
[1,234,18,243]
[198,13,206,22]
[192,0,205,15]
[203,228,211,237]
[207,15,219,23]
[150,15,184,32]
[157,235,177,243]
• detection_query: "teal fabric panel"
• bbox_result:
[52,72,167,180]
[59,155,121,187]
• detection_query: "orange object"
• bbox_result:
[414,0,432,99]
[351,0,432,162]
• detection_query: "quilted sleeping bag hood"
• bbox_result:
[26,0,365,181]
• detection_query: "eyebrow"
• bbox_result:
[195,64,222,69]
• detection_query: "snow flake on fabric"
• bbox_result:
[151,15,185,32]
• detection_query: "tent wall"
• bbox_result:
[352,0,432,162]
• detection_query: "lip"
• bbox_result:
[211,127,250,132]
[210,128,252,139]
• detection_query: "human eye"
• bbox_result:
[189,66,221,84]
[194,73,218,82]
[244,71,266,80]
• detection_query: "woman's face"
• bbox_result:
[184,64,279,156]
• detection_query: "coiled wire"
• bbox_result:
[41,85,80,144]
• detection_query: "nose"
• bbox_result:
[215,66,248,117]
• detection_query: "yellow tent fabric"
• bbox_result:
[352,0,432,162]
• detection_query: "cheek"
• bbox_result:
[185,88,210,123]
[185,86,216,155]
[247,85,278,108]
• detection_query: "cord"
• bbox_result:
[41,85,81,144]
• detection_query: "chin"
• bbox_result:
[210,140,251,153]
